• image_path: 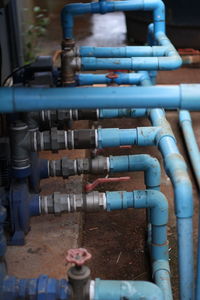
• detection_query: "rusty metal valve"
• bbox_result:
[66,248,92,267]
[66,248,92,300]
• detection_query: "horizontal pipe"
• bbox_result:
[79,46,167,58]
[39,109,148,123]
[61,0,165,39]
[76,72,147,85]
[2,84,200,113]
[31,127,160,152]
[48,154,161,189]
[98,127,160,148]
[93,279,164,300]
[81,55,181,71]
[99,108,147,118]
[79,30,181,72]
[0,275,71,300]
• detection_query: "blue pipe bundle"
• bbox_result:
[0,0,199,299]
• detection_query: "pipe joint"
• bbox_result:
[137,126,160,146]
[133,190,168,225]
[39,192,106,214]
[152,259,170,279]
[158,55,182,70]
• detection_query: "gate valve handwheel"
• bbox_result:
[66,248,92,266]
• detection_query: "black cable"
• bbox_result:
[2,63,31,86]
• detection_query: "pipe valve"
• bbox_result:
[67,248,92,300]
[66,248,92,267]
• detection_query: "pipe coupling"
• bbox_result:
[39,192,106,214]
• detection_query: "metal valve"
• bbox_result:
[66,248,92,267]
[66,248,92,300]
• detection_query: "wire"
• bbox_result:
[2,63,31,86]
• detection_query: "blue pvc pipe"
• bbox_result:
[93,279,164,300]
[61,0,165,39]
[153,260,172,300]
[196,199,200,300]
[179,110,200,187]
[135,73,193,299]
[77,73,147,86]
[79,46,167,58]
[80,29,181,71]
[179,110,200,299]
[99,108,147,118]
[97,127,160,148]
[105,189,172,299]
[150,108,194,300]
[3,84,200,113]
[177,218,194,300]
[106,190,168,257]
[109,154,161,189]
[81,56,181,71]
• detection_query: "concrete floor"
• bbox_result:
[6,2,200,298]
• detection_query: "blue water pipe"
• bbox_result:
[179,110,200,300]
[2,84,200,113]
[0,276,165,300]
[150,108,194,300]
[61,0,165,39]
[93,279,164,300]
[79,25,181,71]
[109,154,160,190]
[136,71,194,300]
[76,72,148,86]
[12,188,171,299]
[0,275,71,300]
[79,46,167,58]
[99,108,147,118]
[0,188,171,299]
[179,111,200,187]
[106,189,172,299]
[97,127,160,148]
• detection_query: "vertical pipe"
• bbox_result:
[179,110,200,186]
[139,72,193,300]
[179,110,200,299]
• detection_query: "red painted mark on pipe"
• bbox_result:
[85,176,130,192]
[106,72,119,79]
[120,145,132,149]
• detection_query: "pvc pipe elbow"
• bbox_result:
[93,279,164,300]
[142,155,161,188]
[158,55,182,70]
[146,190,168,226]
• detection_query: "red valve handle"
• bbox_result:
[66,248,92,266]
[178,48,200,55]
[85,176,130,192]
